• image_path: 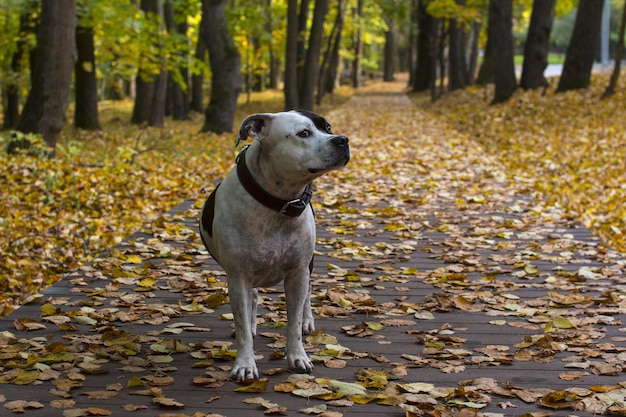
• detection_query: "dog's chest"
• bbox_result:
[241,223,314,286]
[214,203,315,286]
[246,212,314,258]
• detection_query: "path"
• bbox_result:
[1,81,625,417]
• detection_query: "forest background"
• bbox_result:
[0,0,625,316]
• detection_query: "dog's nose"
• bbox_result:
[331,135,349,148]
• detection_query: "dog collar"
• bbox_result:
[236,146,313,217]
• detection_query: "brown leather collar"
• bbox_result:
[236,146,313,217]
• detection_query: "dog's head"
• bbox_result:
[236,110,350,178]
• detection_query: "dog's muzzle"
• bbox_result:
[309,135,350,175]
[332,135,350,166]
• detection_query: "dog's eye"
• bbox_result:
[297,129,311,138]
[325,124,332,133]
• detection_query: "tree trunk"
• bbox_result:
[164,0,189,120]
[408,0,418,88]
[3,10,32,129]
[200,0,242,133]
[475,25,493,86]
[191,22,207,113]
[166,75,188,120]
[296,0,310,94]
[383,18,396,82]
[266,0,279,90]
[489,0,517,104]
[299,0,329,110]
[429,18,439,100]
[413,0,434,92]
[148,70,168,127]
[556,0,604,93]
[436,20,446,98]
[352,0,363,88]
[74,24,101,130]
[466,21,480,85]
[132,77,154,124]
[448,18,467,91]
[12,0,76,154]
[602,0,626,98]
[317,0,344,105]
[520,0,555,90]
[284,0,299,109]
[325,0,344,95]
[131,0,167,127]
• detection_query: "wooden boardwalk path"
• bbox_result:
[2,83,626,417]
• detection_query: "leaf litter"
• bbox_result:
[1,79,626,416]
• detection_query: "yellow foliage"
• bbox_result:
[418,74,626,253]
[0,88,352,316]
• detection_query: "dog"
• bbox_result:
[199,110,350,381]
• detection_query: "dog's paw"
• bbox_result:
[287,353,314,374]
[231,358,259,382]
[302,308,315,335]
[302,318,315,335]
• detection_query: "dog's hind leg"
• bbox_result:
[302,284,315,335]
[301,256,315,334]
[250,288,258,337]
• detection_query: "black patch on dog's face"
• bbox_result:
[294,110,332,134]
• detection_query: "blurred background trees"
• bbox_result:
[1,0,625,152]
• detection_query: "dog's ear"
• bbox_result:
[235,113,274,147]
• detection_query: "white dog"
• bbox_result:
[199,110,350,381]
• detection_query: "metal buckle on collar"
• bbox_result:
[280,198,304,215]
[235,145,250,164]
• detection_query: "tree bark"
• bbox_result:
[408,0,418,88]
[413,0,434,92]
[296,0,310,93]
[436,20,446,98]
[131,0,168,127]
[448,18,467,91]
[466,21,480,85]
[265,0,279,90]
[191,21,207,113]
[132,77,154,124]
[429,18,439,100]
[475,24,493,86]
[12,0,76,153]
[299,0,329,110]
[602,0,626,98]
[3,10,33,129]
[520,0,555,90]
[200,0,242,133]
[351,0,364,88]
[325,2,344,95]
[148,70,168,127]
[164,0,189,120]
[74,24,101,130]
[383,17,396,82]
[284,0,299,109]
[556,0,604,93]
[317,0,344,105]
[489,0,517,104]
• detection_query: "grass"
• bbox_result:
[513,52,565,67]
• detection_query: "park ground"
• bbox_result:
[0,76,626,416]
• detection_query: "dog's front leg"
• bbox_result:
[228,279,259,381]
[284,273,314,374]
[302,284,315,335]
